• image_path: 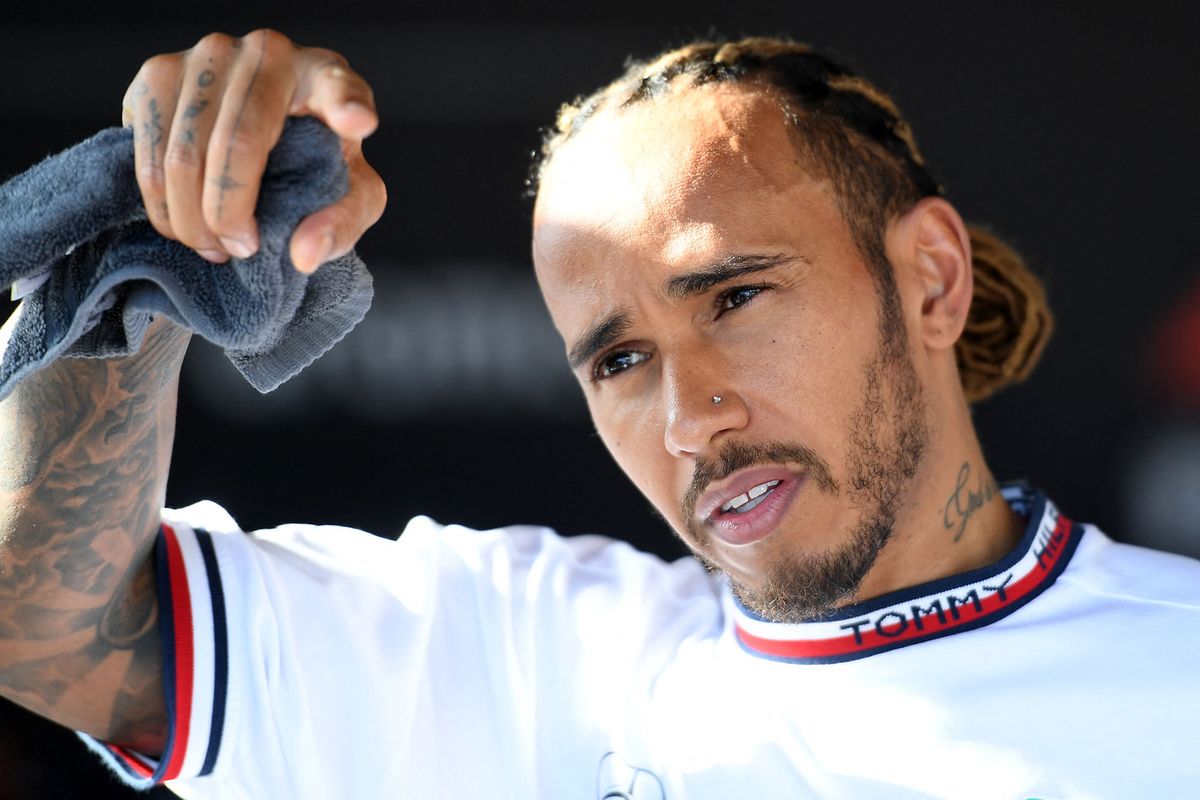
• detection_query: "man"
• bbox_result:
[1,29,1197,799]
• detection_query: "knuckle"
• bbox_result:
[136,161,166,194]
[352,160,387,216]
[163,141,202,175]
[365,174,387,222]
[221,128,267,162]
[250,28,294,55]
[192,32,235,57]
[311,48,351,73]
[139,53,179,81]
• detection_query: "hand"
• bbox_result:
[121,29,386,272]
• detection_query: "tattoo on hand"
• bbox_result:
[198,69,215,88]
[143,97,164,168]
[942,462,999,543]
[214,32,265,220]
[180,91,210,150]
[184,98,209,119]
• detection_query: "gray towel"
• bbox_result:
[0,116,373,401]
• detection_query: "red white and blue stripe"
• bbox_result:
[730,488,1083,664]
[82,522,229,786]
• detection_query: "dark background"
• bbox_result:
[1,2,1198,797]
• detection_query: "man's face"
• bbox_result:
[532,84,928,620]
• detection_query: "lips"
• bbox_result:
[720,479,781,514]
[695,466,806,546]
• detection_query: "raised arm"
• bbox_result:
[0,315,189,753]
[0,29,384,754]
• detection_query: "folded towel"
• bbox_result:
[0,116,373,401]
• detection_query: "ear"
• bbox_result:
[885,197,973,352]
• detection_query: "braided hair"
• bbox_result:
[530,37,1051,403]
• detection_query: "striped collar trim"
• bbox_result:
[730,488,1082,664]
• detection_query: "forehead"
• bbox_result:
[532,82,838,331]
[534,82,802,251]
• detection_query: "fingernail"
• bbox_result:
[198,249,229,264]
[219,236,256,259]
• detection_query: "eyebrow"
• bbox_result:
[662,253,801,299]
[566,253,802,371]
[568,311,631,370]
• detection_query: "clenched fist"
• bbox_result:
[122,29,386,272]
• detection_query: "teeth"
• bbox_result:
[720,480,780,513]
[723,492,750,512]
[749,480,779,499]
[736,493,769,514]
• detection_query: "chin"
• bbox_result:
[719,516,895,623]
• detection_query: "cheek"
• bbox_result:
[590,396,678,510]
[723,290,880,475]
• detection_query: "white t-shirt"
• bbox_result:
[82,488,1200,799]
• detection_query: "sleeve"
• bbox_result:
[77,502,233,790]
[78,500,723,799]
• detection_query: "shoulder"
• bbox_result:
[1062,523,1200,610]
[161,500,718,610]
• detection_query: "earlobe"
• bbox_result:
[890,197,973,351]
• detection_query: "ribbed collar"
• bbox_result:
[730,487,1082,664]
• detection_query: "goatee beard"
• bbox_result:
[698,342,928,623]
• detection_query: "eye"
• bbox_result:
[592,349,651,381]
[716,284,768,316]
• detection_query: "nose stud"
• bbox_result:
[712,395,722,405]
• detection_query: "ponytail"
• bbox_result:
[957,226,1053,403]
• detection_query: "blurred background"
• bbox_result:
[0,1,1197,796]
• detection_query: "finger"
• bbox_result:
[128,55,183,240]
[290,52,378,142]
[202,30,296,259]
[289,144,386,273]
[163,50,235,262]
[121,84,136,128]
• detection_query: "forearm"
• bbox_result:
[0,314,190,752]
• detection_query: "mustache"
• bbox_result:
[681,440,840,523]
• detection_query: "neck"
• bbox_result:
[849,398,1024,606]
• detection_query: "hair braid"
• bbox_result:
[531,37,1053,403]
[959,227,1054,402]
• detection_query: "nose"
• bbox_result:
[662,359,749,457]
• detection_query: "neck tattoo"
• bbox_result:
[942,461,1000,543]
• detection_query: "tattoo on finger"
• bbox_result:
[143,97,164,169]
[179,77,213,151]
[214,33,266,220]
[184,98,209,119]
